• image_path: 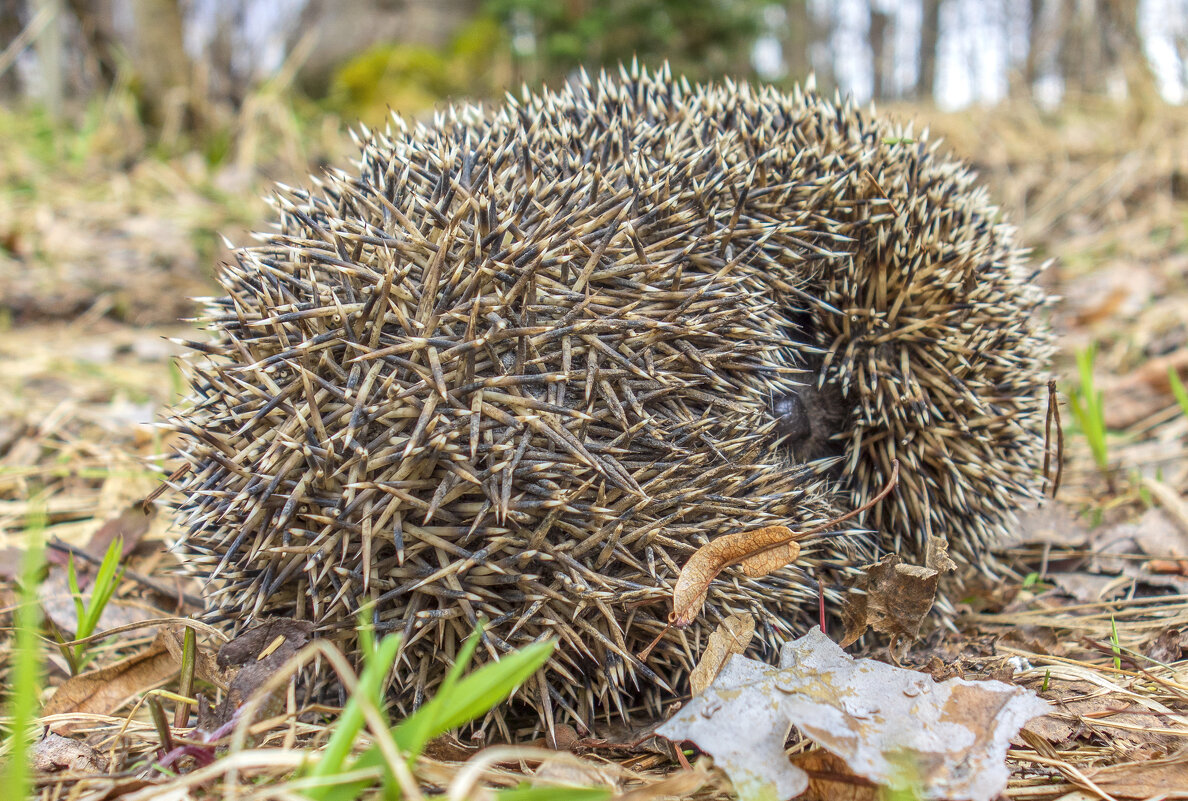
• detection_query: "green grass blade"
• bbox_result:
[1170,367,1188,417]
[2,509,46,801]
[393,638,556,754]
[395,620,487,760]
[302,633,402,801]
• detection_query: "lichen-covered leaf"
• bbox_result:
[658,628,1048,801]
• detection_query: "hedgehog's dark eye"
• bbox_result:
[773,391,811,442]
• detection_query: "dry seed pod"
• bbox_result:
[166,63,1051,733]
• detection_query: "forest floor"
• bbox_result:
[2,94,1188,800]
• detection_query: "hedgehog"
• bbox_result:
[166,63,1052,734]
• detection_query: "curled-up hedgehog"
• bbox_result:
[166,63,1053,732]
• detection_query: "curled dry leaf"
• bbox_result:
[670,461,899,628]
[839,554,942,649]
[670,526,798,627]
[689,613,756,696]
[657,627,1048,801]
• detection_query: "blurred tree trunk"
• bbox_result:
[1101,0,1160,105]
[784,0,812,83]
[917,0,941,102]
[0,0,24,99]
[34,0,63,117]
[870,6,890,100]
[128,0,193,131]
[65,0,120,90]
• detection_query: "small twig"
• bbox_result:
[141,464,190,512]
[1043,379,1065,498]
[47,537,204,608]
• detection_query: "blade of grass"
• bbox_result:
[1,504,46,801]
[302,632,403,801]
[1170,367,1188,417]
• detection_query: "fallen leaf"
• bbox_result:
[1022,680,1176,751]
[997,503,1090,549]
[793,749,877,801]
[1086,755,1188,799]
[43,634,178,731]
[31,732,109,773]
[689,613,755,696]
[657,627,1048,801]
[839,554,941,648]
[197,618,316,732]
[670,462,899,628]
[38,571,167,636]
[84,503,153,564]
[670,526,799,627]
[1146,627,1188,663]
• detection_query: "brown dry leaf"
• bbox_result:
[924,535,957,574]
[839,554,940,648]
[160,623,234,690]
[689,613,755,696]
[1086,755,1188,799]
[31,732,109,774]
[657,627,1048,801]
[614,766,712,801]
[43,633,178,731]
[1023,680,1177,751]
[793,749,877,801]
[84,503,154,563]
[1146,626,1188,663]
[997,502,1090,549]
[670,526,799,626]
[197,618,316,731]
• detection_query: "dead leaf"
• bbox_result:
[925,535,957,574]
[1023,680,1177,751]
[793,749,878,801]
[670,526,799,627]
[997,503,1090,549]
[670,463,901,628]
[84,503,153,564]
[657,627,1048,801]
[1146,627,1188,663]
[1086,755,1188,799]
[197,618,315,732]
[38,571,167,636]
[43,634,178,731]
[31,732,109,774]
[839,554,940,648]
[689,613,755,695]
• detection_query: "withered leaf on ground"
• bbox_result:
[32,732,109,774]
[670,526,798,627]
[839,554,942,649]
[657,627,1048,801]
[1086,754,1188,799]
[42,633,178,731]
[792,749,877,801]
[197,618,316,732]
[689,613,755,696]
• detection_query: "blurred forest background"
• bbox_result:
[0,0,1187,527]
